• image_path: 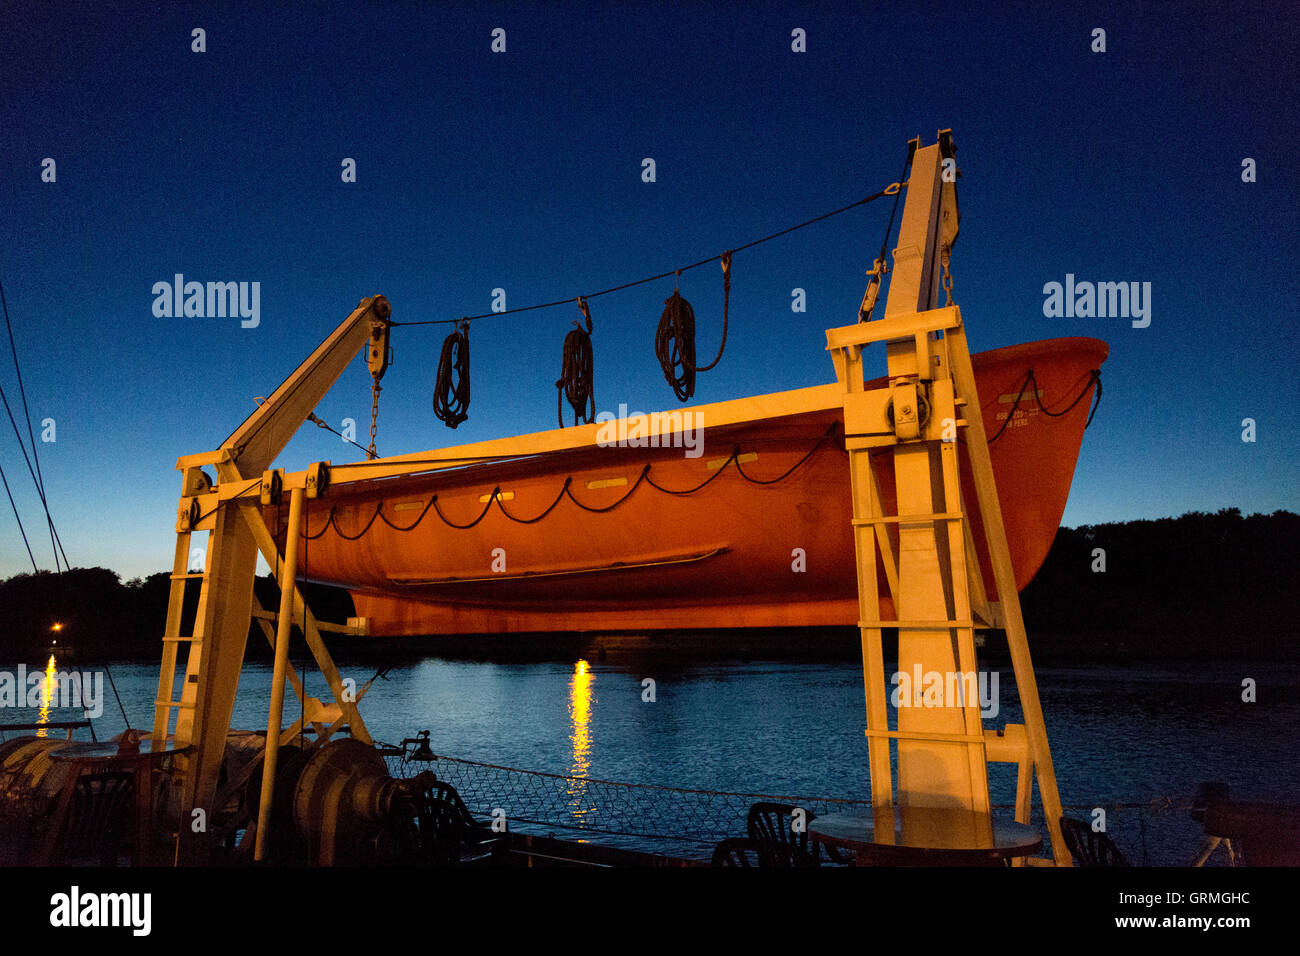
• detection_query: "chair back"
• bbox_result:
[746,802,818,866]
[1059,815,1129,867]
[63,771,135,865]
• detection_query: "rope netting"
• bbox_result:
[381,748,1206,863]
[383,750,874,854]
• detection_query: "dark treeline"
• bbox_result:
[0,509,1295,662]
[1012,508,1297,660]
[0,569,355,662]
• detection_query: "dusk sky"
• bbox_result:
[1,1,1296,581]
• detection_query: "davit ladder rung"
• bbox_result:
[866,729,987,744]
[852,511,965,526]
[153,524,211,746]
[860,619,980,630]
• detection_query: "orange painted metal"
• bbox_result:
[276,337,1107,635]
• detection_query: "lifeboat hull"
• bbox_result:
[275,337,1107,635]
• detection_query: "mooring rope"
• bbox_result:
[654,253,732,403]
[0,278,67,570]
[306,412,372,458]
[337,184,899,437]
[388,189,897,330]
[555,297,595,427]
[432,320,471,429]
[0,463,37,573]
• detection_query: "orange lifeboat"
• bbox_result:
[273,336,1107,635]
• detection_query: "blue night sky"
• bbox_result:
[0,1,1296,580]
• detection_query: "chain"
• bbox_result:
[368,379,381,459]
[940,247,955,306]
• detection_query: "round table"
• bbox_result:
[809,806,1042,866]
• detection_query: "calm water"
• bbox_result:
[4,650,1297,864]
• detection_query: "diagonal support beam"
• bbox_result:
[218,296,390,476]
[946,320,1071,866]
[238,501,372,744]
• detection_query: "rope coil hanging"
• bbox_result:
[371,186,899,431]
[433,319,471,429]
[654,252,731,403]
[556,296,595,427]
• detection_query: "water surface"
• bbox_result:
[4,650,1295,864]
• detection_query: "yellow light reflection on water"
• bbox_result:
[36,653,57,738]
[567,659,595,830]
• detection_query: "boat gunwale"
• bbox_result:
[291,336,1108,503]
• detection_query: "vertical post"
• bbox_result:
[881,140,988,811]
[254,485,304,861]
[175,487,259,864]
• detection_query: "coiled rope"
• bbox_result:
[654,253,732,402]
[433,320,471,429]
[556,297,595,427]
[374,187,899,427]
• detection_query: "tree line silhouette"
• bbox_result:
[0,568,354,662]
[1012,508,1297,660]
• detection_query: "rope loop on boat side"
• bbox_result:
[1051,368,1102,427]
[983,368,1104,445]
[294,423,841,541]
